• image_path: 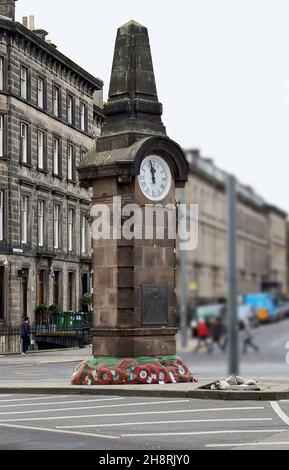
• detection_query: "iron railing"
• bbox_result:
[0,314,92,354]
[35,311,93,329]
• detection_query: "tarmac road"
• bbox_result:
[0,394,289,450]
[183,317,289,379]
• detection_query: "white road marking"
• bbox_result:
[0,395,12,398]
[0,422,119,440]
[121,429,286,438]
[0,406,265,423]
[0,397,125,409]
[57,417,272,430]
[0,399,188,417]
[271,402,289,426]
[0,396,69,404]
[206,442,289,448]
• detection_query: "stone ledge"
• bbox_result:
[0,380,288,401]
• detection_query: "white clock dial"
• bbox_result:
[138,155,172,202]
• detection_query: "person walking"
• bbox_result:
[20,317,31,356]
[241,318,259,354]
[208,318,226,354]
[195,319,210,353]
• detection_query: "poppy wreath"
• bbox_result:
[71,363,90,385]
[127,366,140,385]
[83,374,90,385]
[145,363,160,384]
[97,367,113,385]
[172,358,192,382]
[161,360,172,368]
[136,365,154,384]
[88,368,101,385]
[84,370,96,385]
[117,359,139,383]
[111,368,126,385]
[158,366,171,384]
[167,366,180,384]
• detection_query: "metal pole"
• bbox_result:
[179,188,188,348]
[227,174,239,375]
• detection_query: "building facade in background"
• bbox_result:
[181,150,288,305]
[0,1,103,325]
[0,1,287,328]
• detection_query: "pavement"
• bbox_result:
[0,347,90,365]
[0,346,289,401]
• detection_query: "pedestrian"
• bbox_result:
[220,319,228,352]
[20,317,31,356]
[195,319,210,353]
[241,318,259,354]
[208,318,226,354]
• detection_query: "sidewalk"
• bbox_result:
[0,346,92,365]
[0,378,288,401]
[0,347,289,400]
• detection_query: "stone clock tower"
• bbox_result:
[74,21,193,386]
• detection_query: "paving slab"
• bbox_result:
[1,348,288,400]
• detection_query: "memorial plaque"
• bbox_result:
[142,284,169,326]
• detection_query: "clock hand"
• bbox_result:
[149,160,156,184]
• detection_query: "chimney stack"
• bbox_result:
[21,15,52,46]
[0,0,17,21]
[22,15,35,30]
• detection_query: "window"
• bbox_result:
[0,57,4,91]
[68,208,74,252]
[20,122,29,164]
[39,270,46,305]
[68,272,75,311]
[53,205,60,250]
[38,200,44,247]
[0,266,4,320]
[21,195,29,244]
[53,85,60,117]
[67,144,74,181]
[0,115,4,157]
[38,130,45,170]
[20,66,28,100]
[37,77,45,109]
[81,214,86,254]
[0,190,4,242]
[80,102,86,131]
[67,95,74,125]
[53,271,60,307]
[80,149,86,161]
[53,137,61,175]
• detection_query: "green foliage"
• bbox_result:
[48,304,59,314]
[81,293,93,306]
[36,304,49,314]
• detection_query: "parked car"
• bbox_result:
[244,293,278,323]
[276,301,289,321]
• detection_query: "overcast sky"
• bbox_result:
[16,0,289,213]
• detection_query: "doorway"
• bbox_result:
[0,266,4,320]
[81,273,89,312]
[21,270,29,318]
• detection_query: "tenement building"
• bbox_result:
[181,150,288,305]
[0,1,103,325]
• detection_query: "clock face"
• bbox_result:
[138,155,172,202]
